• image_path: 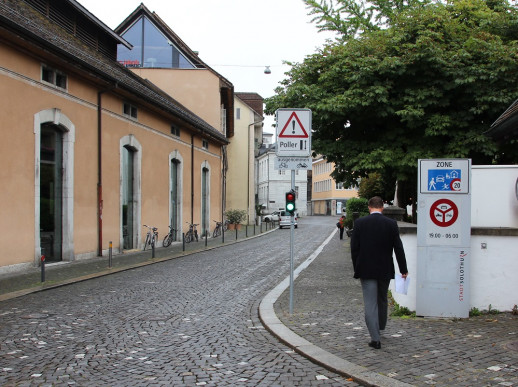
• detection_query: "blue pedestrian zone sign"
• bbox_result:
[427,169,462,191]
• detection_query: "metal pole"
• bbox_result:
[182,233,186,251]
[109,241,112,268]
[289,169,295,314]
[205,229,208,247]
[40,250,45,283]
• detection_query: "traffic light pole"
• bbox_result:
[289,169,295,314]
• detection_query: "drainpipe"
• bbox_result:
[191,134,195,224]
[97,91,104,257]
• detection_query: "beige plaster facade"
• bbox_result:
[225,96,263,223]
[0,0,227,273]
[131,68,224,132]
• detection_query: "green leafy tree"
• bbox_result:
[358,172,392,199]
[266,0,518,207]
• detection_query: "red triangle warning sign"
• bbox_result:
[278,112,309,138]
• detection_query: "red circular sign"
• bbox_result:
[450,178,461,191]
[430,199,458,227]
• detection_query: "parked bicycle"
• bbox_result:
[184,222,199,243]
[143,224,158,251]
[162,225,178,247]
[212,219,230,237]
[212,220,223,238]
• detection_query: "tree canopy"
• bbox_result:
[265,0,518,205]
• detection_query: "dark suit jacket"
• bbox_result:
[350,213,407,280]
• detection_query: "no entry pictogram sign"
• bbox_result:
[430,198,459,227]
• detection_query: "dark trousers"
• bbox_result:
[339,227,344,239]
[360,278,391,342]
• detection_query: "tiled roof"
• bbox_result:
[0,0,228,144]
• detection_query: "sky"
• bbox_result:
[77,0,336,133]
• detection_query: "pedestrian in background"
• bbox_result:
[337,215,346,240]
[350,196,408,349]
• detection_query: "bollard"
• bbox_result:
[235,227,238,240]
[182,233,186,251]
[151,238,155,258]
[109,241,112,268]
[246,225,248,238]
[222,227,225,243]
[40,253,45,283]
[205,229,208,247]
[254,224,256,235]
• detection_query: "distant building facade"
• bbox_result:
[257,144,308,216]
[311,157,358,216]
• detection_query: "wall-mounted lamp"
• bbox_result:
[264,66,271,74]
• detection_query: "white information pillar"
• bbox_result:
[417,159,471,318]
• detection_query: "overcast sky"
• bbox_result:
[77,0,335,132]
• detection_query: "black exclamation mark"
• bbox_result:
[292,120,295,134]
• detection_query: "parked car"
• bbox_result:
[263,211,281,222]
[279,210,298,229]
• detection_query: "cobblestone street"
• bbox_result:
[0,218,357,386]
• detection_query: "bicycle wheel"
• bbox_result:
[213,227,221,238]
[185,231,192,243]
[143,233,151,251]
[163,233,173,247]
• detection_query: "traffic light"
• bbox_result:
[285,190,296,215]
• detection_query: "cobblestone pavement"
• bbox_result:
[0,218,359,386]
[274,223,518,386]
[1,216,517,386]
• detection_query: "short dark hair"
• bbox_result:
[368,196,384,208]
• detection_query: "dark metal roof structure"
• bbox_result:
[487,99,518,141]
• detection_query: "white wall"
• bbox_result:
[393,232,518,312]
[472,165,518,228]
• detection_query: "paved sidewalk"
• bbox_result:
[267,229,518,386]
[2,224,517,386]
[0,223,275,300]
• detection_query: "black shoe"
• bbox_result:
[368,341,381,349]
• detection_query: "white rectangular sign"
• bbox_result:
[276,109,311,157]
[419,159,470,194]
[274,156,312,170]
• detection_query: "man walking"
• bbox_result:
[350,196,408,349]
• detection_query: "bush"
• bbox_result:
[345,197,369,229]
[225,209,247,224]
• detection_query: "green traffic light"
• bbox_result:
[286,203,295,211]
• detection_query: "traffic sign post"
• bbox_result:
[275,108,312,314]
[417,159,471,318]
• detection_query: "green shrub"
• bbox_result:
[225,209,247,224]
[345,197,369,229]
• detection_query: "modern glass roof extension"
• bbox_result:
[117,16,195,69]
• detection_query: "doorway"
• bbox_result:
[39,124,63,261]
